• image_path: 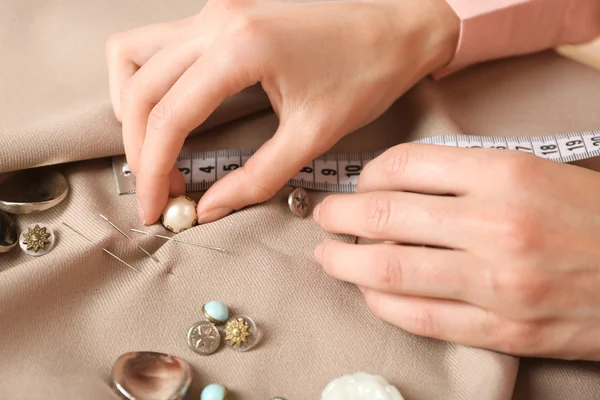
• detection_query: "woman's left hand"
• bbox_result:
[313,143,600,361]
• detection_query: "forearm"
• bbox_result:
[435,0,600,76]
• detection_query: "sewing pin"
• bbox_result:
[130,229,226,253]
[61,221,141,273]
[98,214,160,263]
[61,222,93,243]
[102,248,142,273]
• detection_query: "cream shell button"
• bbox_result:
[160,195,198,233]
[321,373,404,400]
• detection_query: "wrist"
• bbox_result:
[391,0,460,75]
[422,0,461,72]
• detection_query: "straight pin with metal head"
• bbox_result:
[98,214,160,263]
[130,229,226,252]
[62,221,141,273]
[62,222,93,243]
[103,248,142,273]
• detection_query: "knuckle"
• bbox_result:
[105,32,127,58]
[373,249,403,289]
[495,321,540,355]
[364,193,393,235]
[495,207,540,254]
[207,0,249,11]
[120,77,138,100]
[496,151,536,188]
[365,293,443,338]
[385,145,412,176]
[234,166,278,204]
[226,14,267,42]
[487,267,545,310]
[120,75,154,107]
[147,102,175,132]
[481,201,540,256]
[406,307,442,337]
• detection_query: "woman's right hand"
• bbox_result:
[106,0,460,225]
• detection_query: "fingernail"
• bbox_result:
[357,285,366,293]
[312,203,321,222]
[314,242,324,262]
[136,198,146,224]
[198,207,232,224]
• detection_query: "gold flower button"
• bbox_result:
[224,316,260,352]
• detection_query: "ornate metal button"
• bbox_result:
[0,169,69,214]
[321,372,404,400]
[224,315,259,352]
[288,188,310,218]
[200,384,228,400]
[160,195,198,233]
[0,210,18,253]
[187,321,221,355]
[202,300,229,325]
[112,351,192,400]
[19,223,55,256]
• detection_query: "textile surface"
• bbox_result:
[1,1,599,399]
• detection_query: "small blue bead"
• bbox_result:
[200,384,227,400]
[204,300,229,323]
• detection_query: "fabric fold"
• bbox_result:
[1,1,600,399]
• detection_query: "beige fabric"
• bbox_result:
[1,1,599,399]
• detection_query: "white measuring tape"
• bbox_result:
[112,131,600,195]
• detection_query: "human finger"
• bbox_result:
[315,239,481,303]
[106,17,192,121]
[313,191,469,249]
[363,291,501,350]
[196,116,334,223]
[168,167,186,197]
[136,43,264,223]
[356,143,490,195]
[363,290,558,358]
[120,40,203,175]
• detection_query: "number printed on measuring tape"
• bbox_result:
[112,131,600,195]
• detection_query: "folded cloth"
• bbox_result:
[1,1,600,399]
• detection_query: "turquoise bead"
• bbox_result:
[200,383,227,400]
[203,300,229,324]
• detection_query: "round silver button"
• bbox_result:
[0,169,69,214]
[187,321,221,355]
[112,351,192,400]
[0,210,18,254]
[288,188,310,218]
[19,223,55,256]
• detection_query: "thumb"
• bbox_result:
[196,118,330,223]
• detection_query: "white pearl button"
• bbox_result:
[160,195,198,233]
[322,373,404,400]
